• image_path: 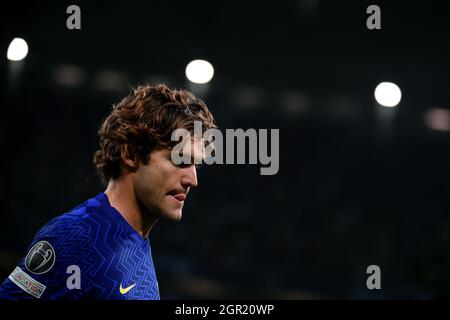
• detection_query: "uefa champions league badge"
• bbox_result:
[25,241,56,274]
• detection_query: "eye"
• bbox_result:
[174,163,202,170]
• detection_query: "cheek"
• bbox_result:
[136,158,179,197]
[137,165,167,196]
[135,168,157,196]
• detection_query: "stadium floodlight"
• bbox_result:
[7,38,29,61]
[185,59,214,84]
[374,82,402,107]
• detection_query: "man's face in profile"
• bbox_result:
[133,138,205,222]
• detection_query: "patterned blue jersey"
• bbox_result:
[0,192,160,300]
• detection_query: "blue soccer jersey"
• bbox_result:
[0,192,160,300]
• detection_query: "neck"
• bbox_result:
[104,175,158,239]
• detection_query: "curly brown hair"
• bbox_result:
[93,83,216,183]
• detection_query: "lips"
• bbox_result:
[168,190,187,202]
[171,193,186,201]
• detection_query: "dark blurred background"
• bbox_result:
[1,0,450,299]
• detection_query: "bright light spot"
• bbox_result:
[374,82,402,107]
[425,108,450,132]
[7,38,29,61]
[185,60,214,84]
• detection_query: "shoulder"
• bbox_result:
[32,193,107,244]
[33,209,91,246]
[0,194,108,299]
[27,194,109,268]
[25,216,92,277]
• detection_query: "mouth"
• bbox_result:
[167,191,186,202]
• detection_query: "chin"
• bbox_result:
[164,210,183,222]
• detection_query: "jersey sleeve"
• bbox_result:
[0,216,96,300]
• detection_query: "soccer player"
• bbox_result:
[0,84,216,299]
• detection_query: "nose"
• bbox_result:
[180,164,198,190]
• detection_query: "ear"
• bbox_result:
[120,144,139,170]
